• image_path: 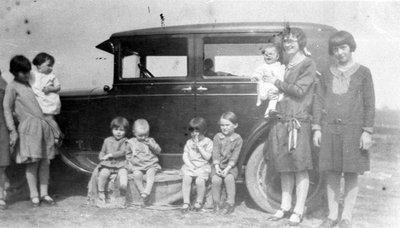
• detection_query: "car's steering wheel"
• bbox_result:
[138,64,155,78]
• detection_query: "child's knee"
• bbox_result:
[195,177,205,186]
[133,170,143,179]
[212,175,223,185]
[224,174,235,182]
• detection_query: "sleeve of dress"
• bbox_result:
[148,138,161,155]
[274,60,316,99]
[252,65,263,80]
[312,74,326,130]
[52,75,61,88]
[212,136,222,165]
[98,139,108,160]
[3,85,17,132]
[362,68,375,132]
[202,139,213,161]
[228,137,243,167]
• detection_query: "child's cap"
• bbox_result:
[188,117,207,134]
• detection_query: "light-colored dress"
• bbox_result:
[30,70,61,115]
[3,80,60,164]
[181,137,213,180]
[126,137,161,172]
[253,62,285,108]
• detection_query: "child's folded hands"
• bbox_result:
[101,153,113,161]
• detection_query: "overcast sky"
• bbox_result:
[0,0,399,109]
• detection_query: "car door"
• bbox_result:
[112,35,196,169]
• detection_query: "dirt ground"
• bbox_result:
[0,134,399,228]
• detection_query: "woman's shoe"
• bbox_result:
[288,212,303,226]
[181,203,191,214]
[0,198,7,210]
[40,195,56,206]
[319,218,338,228]
[268,208,291,221]
[31,196,40,208]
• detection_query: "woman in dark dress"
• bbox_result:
[264,27,317,226]
[313,31,374,228]
[0,70,10,209]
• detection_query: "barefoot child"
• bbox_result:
[211,112,243,215]
[30,53,62,145]
[96,117,129,203]
[180,117,213,213]
[252,43,285,117]
[0,70,10,209]
[4,55,60,207]
[126,119,161,207]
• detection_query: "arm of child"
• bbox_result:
[98,139,110,160]
[43,76,61,94]
[146,138,161,155]
[212,136,223,174]
[125,142,133,161]
[197,140,212,161]
[3,86,18,147]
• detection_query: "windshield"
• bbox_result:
[120,37,188,79]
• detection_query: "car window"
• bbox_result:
[203,35,277,78]
[120,37,188,79]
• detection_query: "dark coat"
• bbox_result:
[313,64,375,173]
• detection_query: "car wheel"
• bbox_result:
[245,142,324,213]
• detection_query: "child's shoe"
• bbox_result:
[140,193,150,208]
[98,191,106,204]
[40,195,56,206]
[212,203,221,214]
[181,203,191,214]
[222,203,234,215]
[192,201,203,212]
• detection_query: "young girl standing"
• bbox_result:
[96,117,129,203]
[3,55,61,207]
[211,112,243,215]
[0,70,10,209]
[313,31,375,228]
[126,119,161,207]
[180,117,213,214]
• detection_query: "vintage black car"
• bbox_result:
[57,22,337,212]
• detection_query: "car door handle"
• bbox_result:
[181,86,192,91]
[197,86,208,91]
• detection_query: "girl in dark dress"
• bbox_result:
[264,27,317,226]
[313,31,374,228]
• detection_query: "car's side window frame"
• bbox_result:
[196,33,281,82]
[114,35,195,83]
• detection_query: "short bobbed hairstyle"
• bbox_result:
[10,55,31,76]
[188,117,207,134]
[33,52,55,66]
[220,111,238,125]
[110,116,130,132]
[328,31,357,55]
[282,27,307,51]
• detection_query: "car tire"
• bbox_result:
[245,142,324,213]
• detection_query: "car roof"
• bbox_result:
[97,22,336,53]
